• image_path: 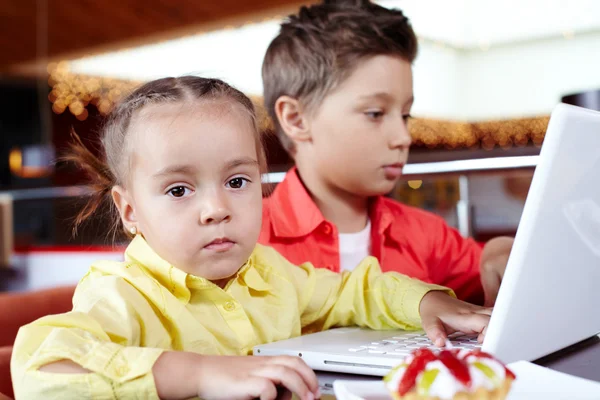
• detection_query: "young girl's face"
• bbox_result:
[115,100,263,283]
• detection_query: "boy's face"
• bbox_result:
[117,101,263,283]
[300,55,413,197]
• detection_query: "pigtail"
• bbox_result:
[62,129,117,237]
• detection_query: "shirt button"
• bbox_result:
[322,224,332,235]
[224,301,236,312]
[116,365,129,377]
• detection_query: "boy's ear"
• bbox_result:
[274,95,312,142]
[111,186,138,232]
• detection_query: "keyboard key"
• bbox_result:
[348,347,367,352]
[382,339,399,344]
[385,352,408,358]
[389,350,411,356]
[368,349,386,354]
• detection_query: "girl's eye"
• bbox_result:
[226,177,249,189]
[168,186,189,198]
[365,110,384,120]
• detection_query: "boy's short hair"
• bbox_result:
[262,0,418,153]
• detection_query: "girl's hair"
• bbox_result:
[66,76,266,239]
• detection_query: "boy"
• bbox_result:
[259,0,513,306]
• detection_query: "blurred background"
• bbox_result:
[0,0,599,289]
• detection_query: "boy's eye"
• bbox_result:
[168,186,189,198]
[403,114,412,123]
[365,110,384,119]
[226,177,249,189]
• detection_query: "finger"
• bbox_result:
[481,268,501,307]
[270,356,319,396]
[498,262,508,280]
[474,307,493,316]
[478,324,488,343]
[421,316,447,347]
[451,312,490,336]
[245,377,277,400]
[254,365,314,400]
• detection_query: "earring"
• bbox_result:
[130,226,137,235]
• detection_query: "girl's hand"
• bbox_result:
[194,354,320,400]
[419,291,492,347]
[153,351,320,400]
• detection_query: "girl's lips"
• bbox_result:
[204,238,235,252]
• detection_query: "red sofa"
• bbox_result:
[0,286,75,399]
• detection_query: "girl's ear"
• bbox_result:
[112,185,138,233]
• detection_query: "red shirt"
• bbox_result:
[259,168,484,305]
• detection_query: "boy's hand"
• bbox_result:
[480,236,514,307]
[419,291,492,348]
[193,354,320,400]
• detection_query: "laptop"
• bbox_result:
[254,103,600,376]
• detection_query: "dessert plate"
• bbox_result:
[333,361,600,400]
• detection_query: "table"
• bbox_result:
[313,335,600,398]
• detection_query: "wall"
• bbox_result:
[460,32,600,120]
[411,32,600,120]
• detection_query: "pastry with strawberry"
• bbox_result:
[384,348,515,400]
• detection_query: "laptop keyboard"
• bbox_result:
[347,332,481,357]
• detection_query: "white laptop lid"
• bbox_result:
[482,103,600,363]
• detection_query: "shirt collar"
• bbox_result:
[125,235,190,302]
[369,196,409,248]
[124,236,272,298]
[267,167,327,238]
[268,168,409,247]
[237,250,273,292]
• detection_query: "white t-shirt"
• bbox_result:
[339,220,372,272]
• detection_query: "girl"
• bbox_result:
[11,77,491,400]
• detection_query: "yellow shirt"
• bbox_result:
[11,236,452,399]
